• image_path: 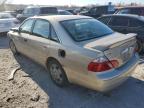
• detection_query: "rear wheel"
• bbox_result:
[136,41,143,54]
[47,59,68,87]
[9,40,18,55]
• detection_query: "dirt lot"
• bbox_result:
[0,35,144,108]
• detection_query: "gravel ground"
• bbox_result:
[0,35,144,108]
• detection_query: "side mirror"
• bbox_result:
[10,27,20,33]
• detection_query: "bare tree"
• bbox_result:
[0,0,8,11]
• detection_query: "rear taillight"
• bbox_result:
[88,56,119,72]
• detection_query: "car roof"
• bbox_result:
[99,14,144,22]
[101,14,143,18]
[120,6,144,9]
[31,15,92,22]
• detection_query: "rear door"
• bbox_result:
[108,16,129,34]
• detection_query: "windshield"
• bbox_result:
[61,18,113,42]
[0,13,14,19]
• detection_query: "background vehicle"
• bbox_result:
[8,15,138,92]
[16,6,58,23]
[98,14,144,53]
[58,10,73,15]
[0,12,19,34]
[66,9,76,14]
[79,5,115,18]
[115,6,144,16]
[4,11,17,17]
[15,9,24,15]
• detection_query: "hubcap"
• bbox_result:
[50,63,63,83]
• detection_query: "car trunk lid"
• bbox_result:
[80,32,137,67]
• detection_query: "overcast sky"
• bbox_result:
[2,0,144,6]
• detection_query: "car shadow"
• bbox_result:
[0,36,9,49]
[14,55,144,108]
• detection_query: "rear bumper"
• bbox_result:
[92,53,139,92]
[65,53,139,92]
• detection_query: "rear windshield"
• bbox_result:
[61,18,113,42]
[40,7,58,14]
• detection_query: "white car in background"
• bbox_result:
[0,12,19,34]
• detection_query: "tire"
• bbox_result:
[47,59,68,87]
[136,41,143,54]
[9,40,19,55]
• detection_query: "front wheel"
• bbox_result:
[47,59,69,87]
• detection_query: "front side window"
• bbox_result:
[33,20,50,38]
[61,18,113,42]
[20,19,34,33]
[109,17,129,27]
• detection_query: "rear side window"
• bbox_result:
[131,8,142,15]
[109,17,129,27]
[40,7,58,14]
[50,26,59,42]
[20,19,34,33]
[116,9,130,14]
[129,18,143,27]
[33,20,50,38]
[98,16,111,25]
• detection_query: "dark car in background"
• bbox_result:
[98,14,144,53]
[66,9,76,14]
[15,9,24,15]
[16,6,58,23]
[79,5,115,18]
[115,6,144,16]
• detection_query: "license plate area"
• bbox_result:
[104,39,136,67]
